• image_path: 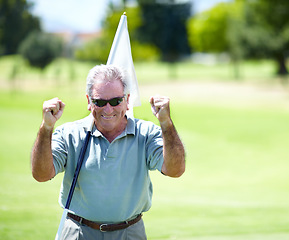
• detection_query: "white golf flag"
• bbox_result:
[107,13,141,117]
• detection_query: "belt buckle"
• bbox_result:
[100,224,108,232]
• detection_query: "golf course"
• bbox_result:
[0,57,289,239]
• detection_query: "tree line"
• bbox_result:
[1,0,289,76]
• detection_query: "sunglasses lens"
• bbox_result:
[109,98,121,106]
[92,99,106,107]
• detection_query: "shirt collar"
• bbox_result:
[82,114,96,134]
[125,116,135,135]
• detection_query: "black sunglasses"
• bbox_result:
[90,96,125,107]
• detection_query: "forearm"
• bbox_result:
[149,95,185,177]
[161,120,185,178]
[31,123,56,182]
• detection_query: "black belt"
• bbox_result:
[67,212,142,232]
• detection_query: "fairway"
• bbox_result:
[0,77,289,239]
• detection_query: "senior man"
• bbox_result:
[31,64,185,240]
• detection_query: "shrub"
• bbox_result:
[19,31,63,70]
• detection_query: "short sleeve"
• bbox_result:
[146,124,164,172]
[52,126,68,175]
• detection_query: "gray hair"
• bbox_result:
[86,64,129,97]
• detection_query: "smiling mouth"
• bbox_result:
[101,115,115,120]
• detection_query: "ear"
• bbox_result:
[126,94,130,110]
[86,94,92,111]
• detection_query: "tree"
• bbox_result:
[137,1,191,63]
[238,0,289,75]
[187,3,231,53]
[19,31,62,70]
[0,0,40,55]
[187,0,289,77]
[187,2,244,79]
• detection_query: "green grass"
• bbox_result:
[0,85,289,240]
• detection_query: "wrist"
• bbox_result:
[40,121,54,132]
[159,118,173,130]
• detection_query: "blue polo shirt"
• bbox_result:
[52,114,164,223]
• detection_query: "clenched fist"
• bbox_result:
[150,95,171,126]
[42,98,65,130]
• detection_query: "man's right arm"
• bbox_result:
[31,98,65,182]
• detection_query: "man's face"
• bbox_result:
[87,80,129,135]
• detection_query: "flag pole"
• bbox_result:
[55,120,94,240]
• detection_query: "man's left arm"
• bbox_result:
[150,95,185,177]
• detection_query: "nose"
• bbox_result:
[103,102,114,114]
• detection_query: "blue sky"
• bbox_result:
[28,0,231,33]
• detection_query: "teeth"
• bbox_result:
[102,115,114,119]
